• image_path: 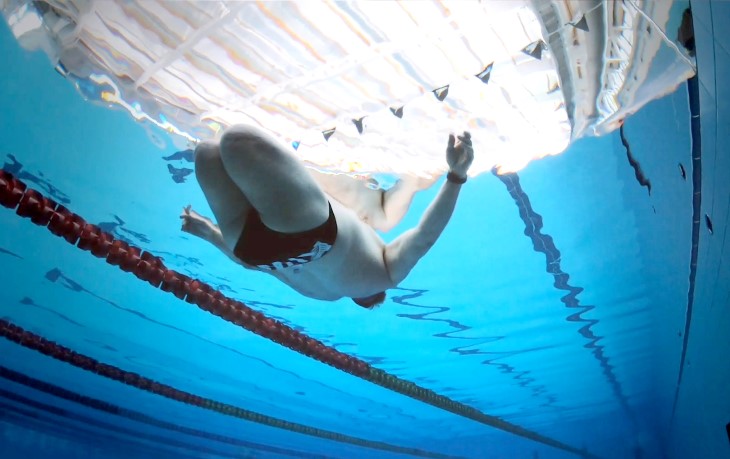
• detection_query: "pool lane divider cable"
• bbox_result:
[0,391,243,459]
[0,169,597,459]
[0,319,458,459]
[0,365,339,459]
[0,388,260,459]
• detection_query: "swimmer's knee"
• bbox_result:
[194,142,224,181]
[194,141,220,166]
[219,125,271,162]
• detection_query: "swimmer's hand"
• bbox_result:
[180,206,245,266]
[446,131,474,179]
[180,205,213,237]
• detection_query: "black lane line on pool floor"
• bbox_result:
[0,404,204,459]
[0,365,336,459]
[494,170,635,424]
[0,319,462,459]
[671,75,703,418]
[0,390,251,459]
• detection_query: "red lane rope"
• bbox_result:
[0,169,596,458]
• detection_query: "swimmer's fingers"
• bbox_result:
[456,137,473,159]
[446,131,474,175]
[180,205,193,232]
[458,131,472,146]
[454,134,474,174]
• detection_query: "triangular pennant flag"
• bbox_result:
[475,63,494,84]
[433,85,449,101]
[352,117,366,134]
[54,61,69,77]
[390,106,404,118]
[292,140,300,150]
[571,15,589,32]
[548,81,560,94]
[322,128,336,141]
[521,40,545,60]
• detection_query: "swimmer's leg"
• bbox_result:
[218,125,329,233]
[194,141,251,249]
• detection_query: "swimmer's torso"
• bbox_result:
[261,198,394,300]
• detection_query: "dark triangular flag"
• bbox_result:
[433,85,449,101]
[352,117,366,134]
[475,63,493,84]
[390,106,404,118]
[322,128,336,141]
[292,140,300,150]
[54,61,69,77]
[521,40,545,60]
[571,15,589,32]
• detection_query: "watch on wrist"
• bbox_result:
[447,171,467,184]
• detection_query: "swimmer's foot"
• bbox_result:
[401,172,441,191]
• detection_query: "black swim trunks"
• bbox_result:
[234,203,338,271]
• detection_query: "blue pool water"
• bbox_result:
[1,4,729,459]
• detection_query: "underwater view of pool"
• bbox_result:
[1,1,728,458]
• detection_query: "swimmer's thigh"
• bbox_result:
[194,141,250,248]
[219,125,329,233]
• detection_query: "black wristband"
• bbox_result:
[447,171,467,184]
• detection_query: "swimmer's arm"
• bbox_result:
[383,179,463,285]
[309,170,437,232]
[180,206,249,268]
[384,132,473,284]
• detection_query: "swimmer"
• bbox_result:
[180,125,474,308]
